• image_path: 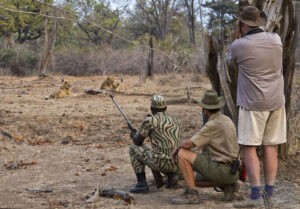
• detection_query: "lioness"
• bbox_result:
[49,81,72,99]
[100,76,120,92]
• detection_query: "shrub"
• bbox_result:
[0,48,15,68]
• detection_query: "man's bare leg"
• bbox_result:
[263,145,278,197]
[171,149,200,204]
[233,146,265,207]
[263,145,278,185]
[243,146,261,187]
[177,149,197,189]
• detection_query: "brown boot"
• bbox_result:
[171,188,201,204]
[221,182,240,201]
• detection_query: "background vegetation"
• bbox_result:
[0,0,298,156]
[0,0,238,76]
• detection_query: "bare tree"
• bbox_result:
[39,11,58,76]
[135,0,177,39]
[147,34,154,77]
[183,0,196,45]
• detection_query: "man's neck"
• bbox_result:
[245,27,264,36]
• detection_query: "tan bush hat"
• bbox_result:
[238,6,267,27]
[198,90,225,109]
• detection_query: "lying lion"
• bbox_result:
[49,81,73,99]
[100,76,120,92]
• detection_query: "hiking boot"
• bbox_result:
[85,186,100,203]
[221,182,240,201]
[171,188,201,204]
[129,172,149,193]
[233,197,266,208]
[268,196,281,208]
[233,198,264,208]
[166,172,179,189]
[129,182,149,193]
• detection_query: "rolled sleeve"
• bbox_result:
[191,122,215,147]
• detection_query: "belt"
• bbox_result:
[215,161,232,166]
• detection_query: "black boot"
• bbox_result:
[130,172,149,193]
[166,172,179,189]
[151,169,165,188]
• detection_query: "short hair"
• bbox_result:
[151,106,166,114]
[204,108,220,114]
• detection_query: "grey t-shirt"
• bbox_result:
[227,32,285,111]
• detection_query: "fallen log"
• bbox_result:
[85,186,134,205]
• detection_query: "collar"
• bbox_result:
[208,111,222,121]
[245,28,264,36]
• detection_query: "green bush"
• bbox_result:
[23,52,39,68]
[0,48,15,67]
[0,47,40,76]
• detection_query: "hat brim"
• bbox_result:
[197,97,225,109]
[237,11,267,27]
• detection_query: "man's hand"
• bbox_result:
[230,20,242,41]
[130,129,145,146]
[130,129,138,140]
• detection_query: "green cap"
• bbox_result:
[151,95,166,109]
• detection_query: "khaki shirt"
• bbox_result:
[191,112,239,163]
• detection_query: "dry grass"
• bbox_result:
[0,73,300,209]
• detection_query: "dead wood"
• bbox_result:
[25,188,54,193]
[166,98,198,105]
[99,187,134,205]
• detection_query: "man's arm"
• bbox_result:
[130,115,153,146]
[172,139,196,160]
[130,129,145,146]
[179,139,196,150]
[227,20,241,67]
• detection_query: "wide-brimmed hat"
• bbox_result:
[238,6,267,27]
[198,90,225,109]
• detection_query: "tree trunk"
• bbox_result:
[39,15,58,76]
[184,0,196,45]
[4,32,14,48]
[206,0,296,158]
[146,34,154,77]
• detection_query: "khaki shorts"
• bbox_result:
[193,154,238,185]
[238,107,287,146]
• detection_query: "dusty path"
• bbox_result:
[0,74,299,209]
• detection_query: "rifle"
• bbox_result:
[109,94,135,132]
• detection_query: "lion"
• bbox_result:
[49,81,72,99]
[100,76,120,92]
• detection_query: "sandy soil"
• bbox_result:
[0,73,299,209]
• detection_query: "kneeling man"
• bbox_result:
[172,90,240,204]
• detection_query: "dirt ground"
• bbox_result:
[0,73,300,209]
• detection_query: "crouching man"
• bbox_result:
[129,95,182,193]
[171,90,240,204]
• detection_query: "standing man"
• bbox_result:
[227,6,286,208]
[129,95,182,193]
[171,90,240,204]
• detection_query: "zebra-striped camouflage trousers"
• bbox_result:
[129,144,178,174]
